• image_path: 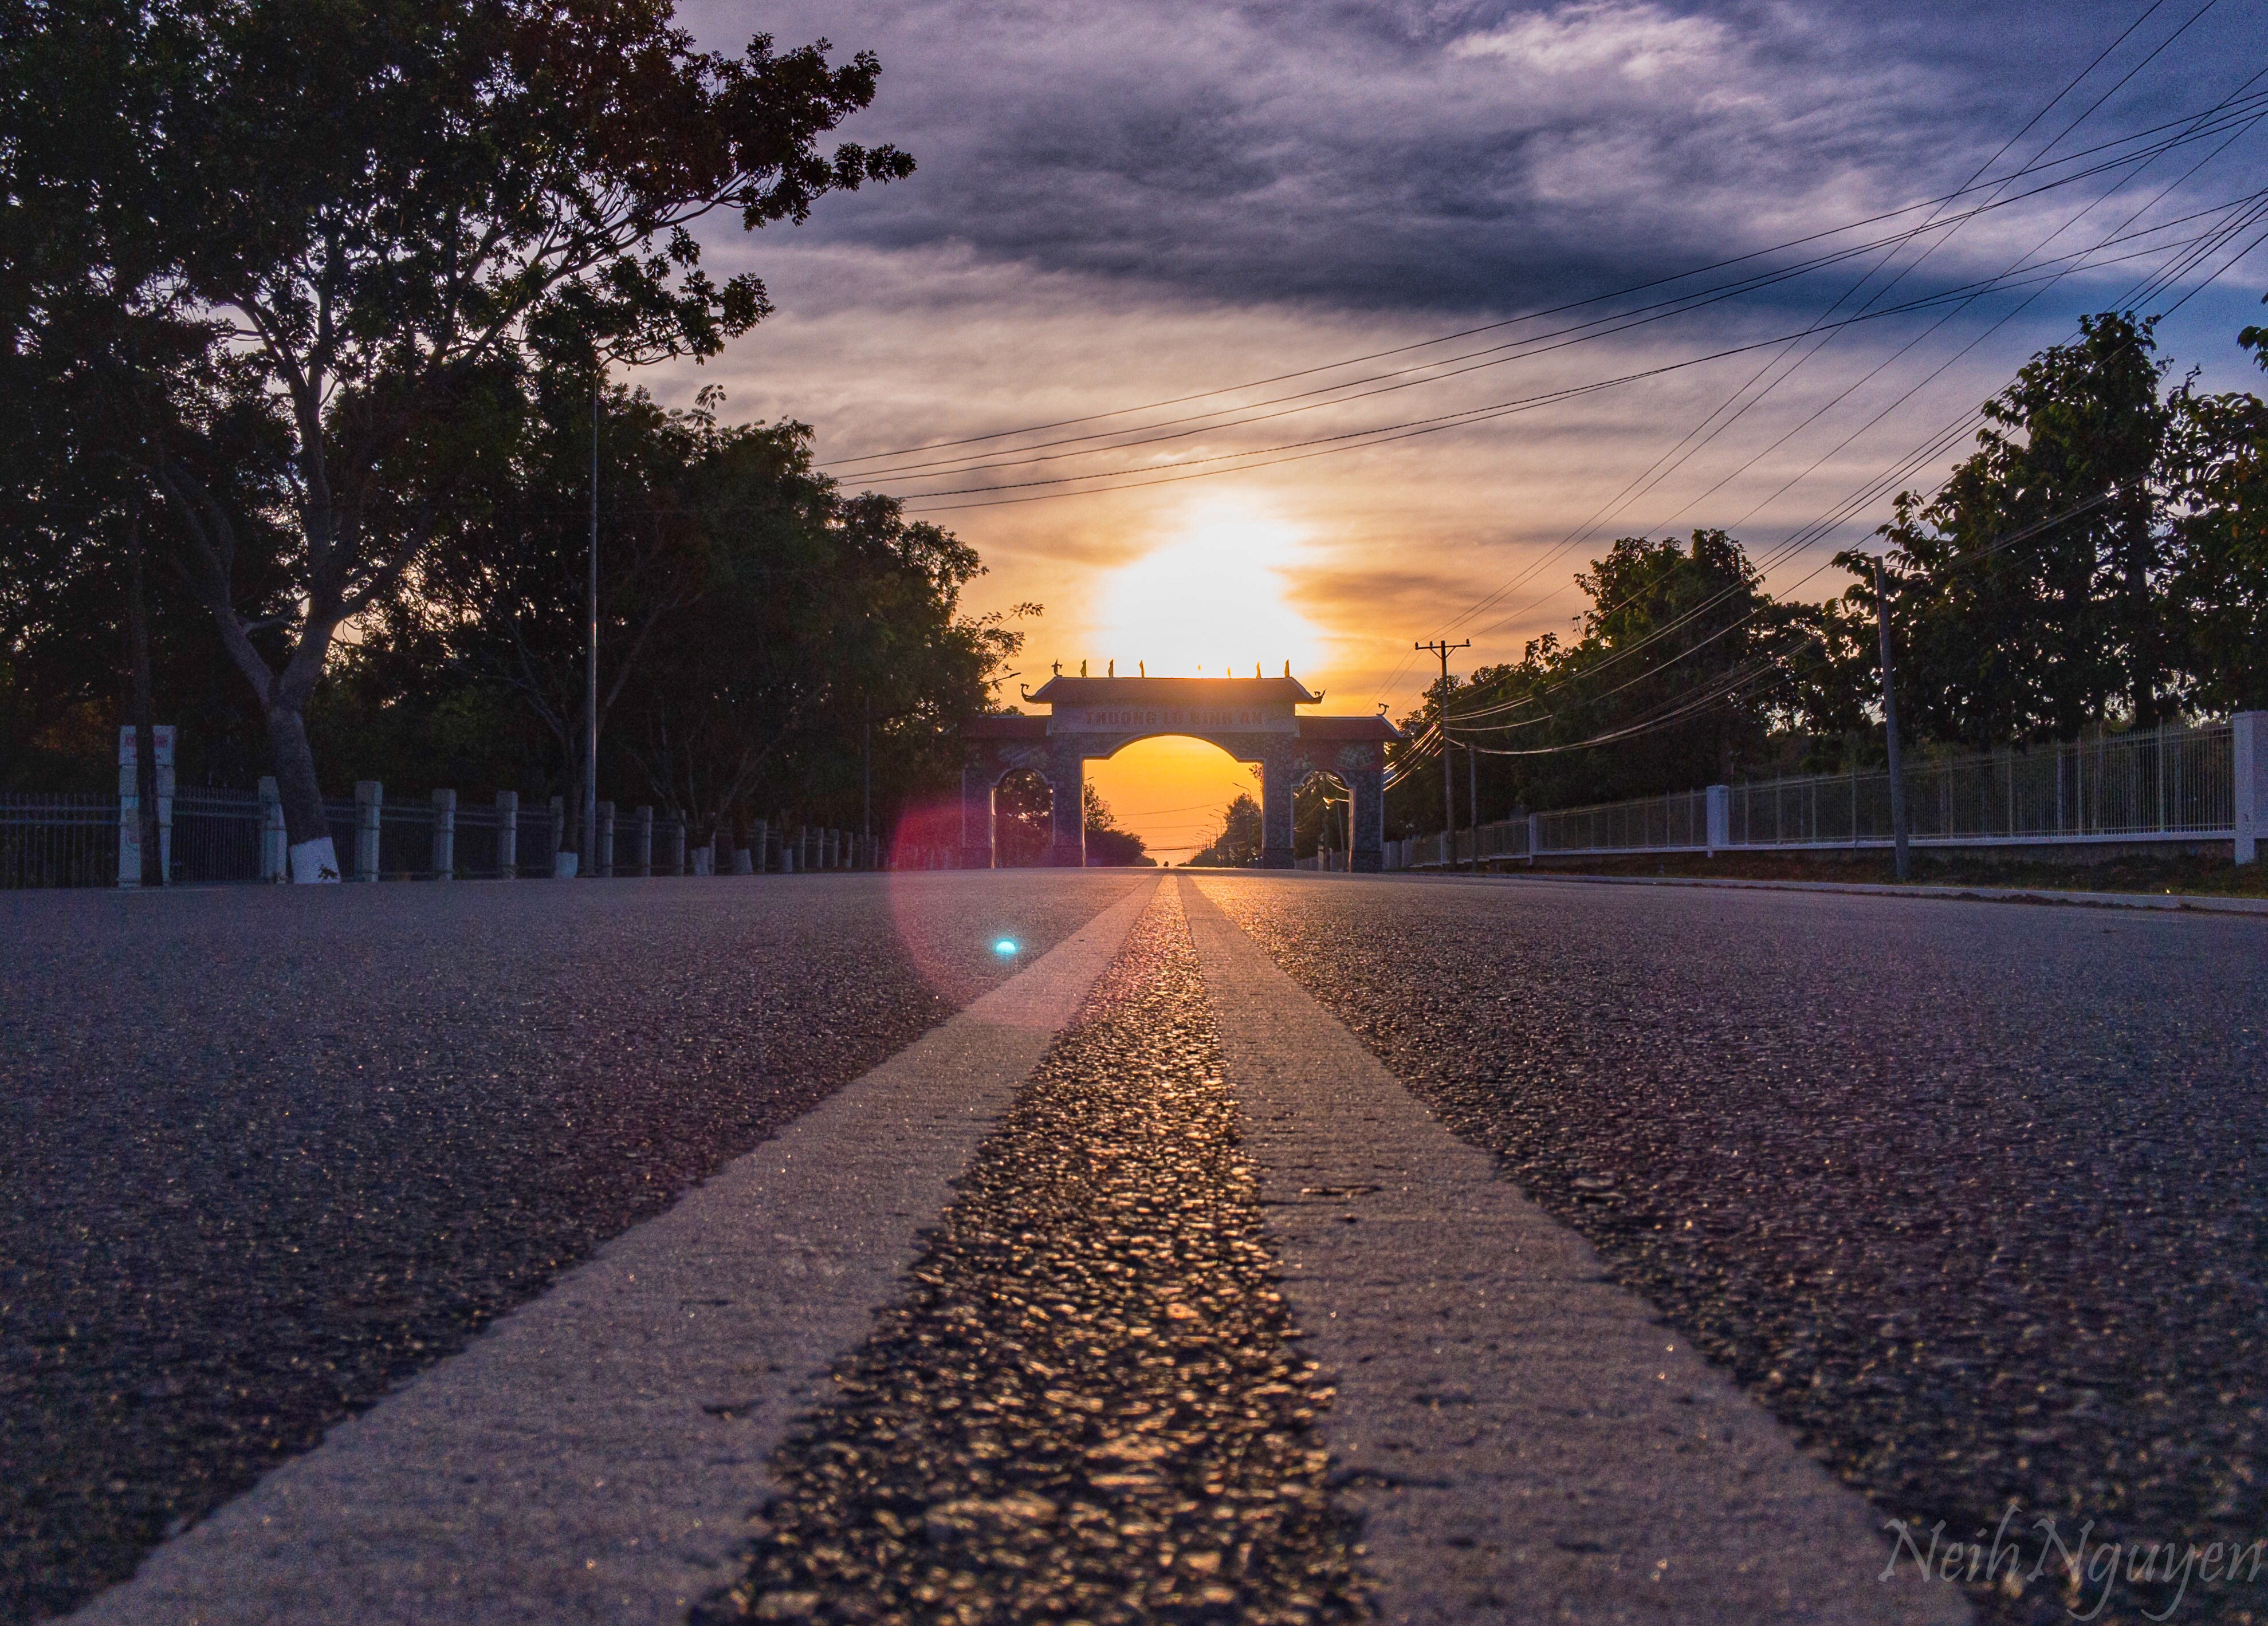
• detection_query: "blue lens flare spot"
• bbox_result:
[993,939,1019,957]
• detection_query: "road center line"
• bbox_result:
[1180,877,1972,1626]
[705,876,1364,1623]
[66,879,1163,1626]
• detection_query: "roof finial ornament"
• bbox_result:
[1108,659,1115,678]
[1138,660,1145,677]
[1052,659,1062,676]
[1254,663,1261,678]
[1284,660,1291,678]
[1080,660,1088,676]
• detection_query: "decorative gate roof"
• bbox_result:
[964,673,1398,745]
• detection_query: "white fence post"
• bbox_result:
[431,788,455,880]
[1705,784,1730,856]
[665,814,685,876]
[355,781,383,881]
[2236,711,2266,864]
[258,776,286,882]
[496,790,518,878]
[634,805,653,877]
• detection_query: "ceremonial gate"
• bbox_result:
[960,672,1401,870]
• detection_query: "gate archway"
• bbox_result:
[959,673,1400,869]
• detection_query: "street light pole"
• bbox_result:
[1874,556,1911,882]
[583,369,600,877]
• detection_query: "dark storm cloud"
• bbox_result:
[714,0,2264,317]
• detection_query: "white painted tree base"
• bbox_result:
[288,837,341,884]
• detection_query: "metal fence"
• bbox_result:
[1390,718,2249,871]
[1536,788,1712,855]
[0,794,120,888]
[517,806,560,878]
[3,778,872,888]
[1727,721,2232,848]
[170,787,265,884]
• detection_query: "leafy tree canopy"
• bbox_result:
[2,0,913,860]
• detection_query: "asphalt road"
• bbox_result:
[10,869,2267,1625]
[1202,873,2268,1626]
[0,872,1146,1623]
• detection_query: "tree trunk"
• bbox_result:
[264,701,339,880]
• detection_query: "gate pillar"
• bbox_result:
[1046,743,1087,868]
[960,752,999,869]
[1259,746,1297,869]
[1348,757,1386,872]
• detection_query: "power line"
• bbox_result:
[893,200,2262,514]
[864,92,2268,493]
[1392,174,2268,723]
[1397,188,2268,756]
[825,17,2238,475]
[1361,18,2261,703]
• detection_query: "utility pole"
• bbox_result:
[1874,557,1911,881]
[1415,639,1469,869]
[582,368,600,876]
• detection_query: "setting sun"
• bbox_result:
[1091,499,1323,679]
[1075,499,1321,860]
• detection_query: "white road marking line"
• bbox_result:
[1181,877,1972,1626]
[70,879,1163,1626]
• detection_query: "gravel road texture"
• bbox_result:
[0,872,1143,1623]
[708,882,1364,1626]
[1200,873,2268,1626]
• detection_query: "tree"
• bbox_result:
[2161,373,2268,713]
[331,381,1024,848]
[993,771,1053,867]
[18,0,913,877]
[1389,530,1797,831]
[1082,784,1150,867]
[1187,793,1263,867]
[1839,313,2171,746]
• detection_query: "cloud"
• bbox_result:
[694,0,2253,316]
[662,0,2268,720]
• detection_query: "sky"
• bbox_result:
[660,0,2268,859]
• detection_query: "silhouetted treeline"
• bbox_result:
[1,0,942,860]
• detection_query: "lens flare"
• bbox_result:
[994,939,1019,956]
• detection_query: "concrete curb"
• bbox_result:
[1382,868,2268,916]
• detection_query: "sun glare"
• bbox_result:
[1091,499,1323,678]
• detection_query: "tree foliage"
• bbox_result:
[1081,784,1150,867]
[3,0,912,857]
[1837,313,2173,746]
[313,378,1024,842]
[1386,529,1799,834]
[1186,792,1263,868]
